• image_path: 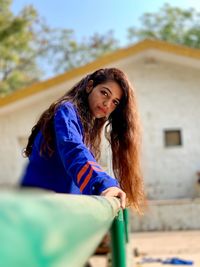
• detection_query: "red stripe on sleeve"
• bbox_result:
[77,163,89,183]
[80,167,93,192]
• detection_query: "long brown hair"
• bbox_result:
[24,68,145,210]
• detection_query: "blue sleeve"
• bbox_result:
[54,102,119,195]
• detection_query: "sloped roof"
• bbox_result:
[1,39,200,108]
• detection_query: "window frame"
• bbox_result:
[164,129,182,147]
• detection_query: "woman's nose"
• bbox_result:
[103,100,113,110]
[103,100,108,107]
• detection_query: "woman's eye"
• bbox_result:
[101,90,108,96]
[113,100,119,106]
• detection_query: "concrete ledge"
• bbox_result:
[131,198,200,231]
[148,198,200,205]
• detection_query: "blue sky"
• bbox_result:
[12,0,200,46]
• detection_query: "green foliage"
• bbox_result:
[45,30,118,74]
[128,3,200,48]
[0,0,42,96]
[0,1,118,96]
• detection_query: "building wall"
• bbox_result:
[0,54,200,201]
[131,198,200,231]
[123,57,200,200]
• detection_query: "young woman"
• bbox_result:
[21,68,145,211]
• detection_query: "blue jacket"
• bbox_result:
[21,102,119,195]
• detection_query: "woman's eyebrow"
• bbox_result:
[102,86,112,95]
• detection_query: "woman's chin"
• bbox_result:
[94,113,106,119]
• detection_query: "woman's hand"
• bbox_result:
[100,187,126,209]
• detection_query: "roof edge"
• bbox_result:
[1,39,200,108]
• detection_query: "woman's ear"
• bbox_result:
[86,80,93,93]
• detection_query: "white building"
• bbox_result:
[1,39,200,229]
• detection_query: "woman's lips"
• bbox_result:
[98,106,107,115]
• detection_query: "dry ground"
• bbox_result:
[89,231,200,267]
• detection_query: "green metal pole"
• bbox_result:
[123,209,130,243]
[110,209,126,267]
[0,192,121,267]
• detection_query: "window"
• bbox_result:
[164,130,182,147]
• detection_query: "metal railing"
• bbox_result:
[0,190,129,267]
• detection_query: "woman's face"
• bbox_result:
[87,81,123,119]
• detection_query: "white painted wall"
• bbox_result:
[131,199,200,231]
[127,59,200,200]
